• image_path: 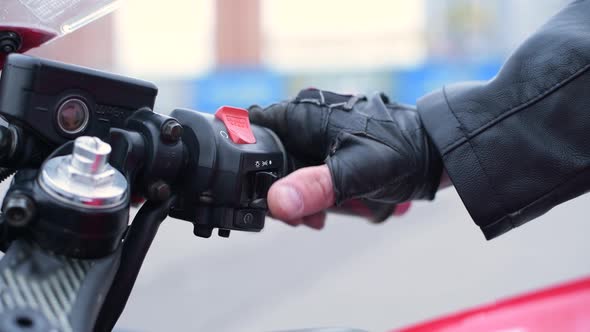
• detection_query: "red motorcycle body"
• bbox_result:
[396,277,590,332]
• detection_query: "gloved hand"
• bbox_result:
[249,89,444,228]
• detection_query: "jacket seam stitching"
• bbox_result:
[481,163,590,235]
[442,88,512,223]
[441,86,469,138]
[441,63,590,154]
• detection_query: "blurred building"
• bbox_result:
[26,1,573,110]
[261,0,426,72]
[394,0,570,103]
[426,0,569,60]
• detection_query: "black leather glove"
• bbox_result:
[249,88,444,206]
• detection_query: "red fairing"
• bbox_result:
[395,276,590,332]
[0,26,57,69]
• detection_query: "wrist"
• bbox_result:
[438,168,453,190]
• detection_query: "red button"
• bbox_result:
[215,106,256,144]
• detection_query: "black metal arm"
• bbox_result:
[94,196,176,332]
[0,240,121,332]
[0,196,174,332]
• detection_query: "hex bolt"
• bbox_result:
[4,195,36,227]
[2,44,14,53]
[161,120,183,143]
[147,180,171,201]
[0,31,21,54]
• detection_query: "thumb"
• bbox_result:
[267,165,335,221]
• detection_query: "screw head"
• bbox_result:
[147,180,171,201]
[161,120,183,143]
[2,44,14,53]
[0,31,21,54]
[3,194,35,227]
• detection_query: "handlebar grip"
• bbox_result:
[0,240,121,332]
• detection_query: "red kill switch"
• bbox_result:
[215,106,257,144]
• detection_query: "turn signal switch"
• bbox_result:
[249,171,278,209]
[168,107,286,238]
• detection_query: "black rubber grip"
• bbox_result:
[0,240,121,332]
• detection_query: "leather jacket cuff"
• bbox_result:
[418,86,512,240]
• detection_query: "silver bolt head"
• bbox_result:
[161,120,183,142]
[72,136,112,174]
[4,194,35,227]
[64,162,116,186]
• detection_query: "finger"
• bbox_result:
[248,102,289,137]
[302,211,327,230]
[267,165,335,221]
[275,212,326,229]
[283,218,304,227]
[393,202,412,216]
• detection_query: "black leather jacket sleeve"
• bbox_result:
[417,0,590,239]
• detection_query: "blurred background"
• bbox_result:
[27,0,590,331]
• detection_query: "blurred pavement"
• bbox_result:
[116,188,590,332]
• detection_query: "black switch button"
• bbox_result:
[193,225,213,238]
[234,209,265,230]
[249,198,268,209]
[253,171,278,199]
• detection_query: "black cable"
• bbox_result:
[93,195,176,332]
